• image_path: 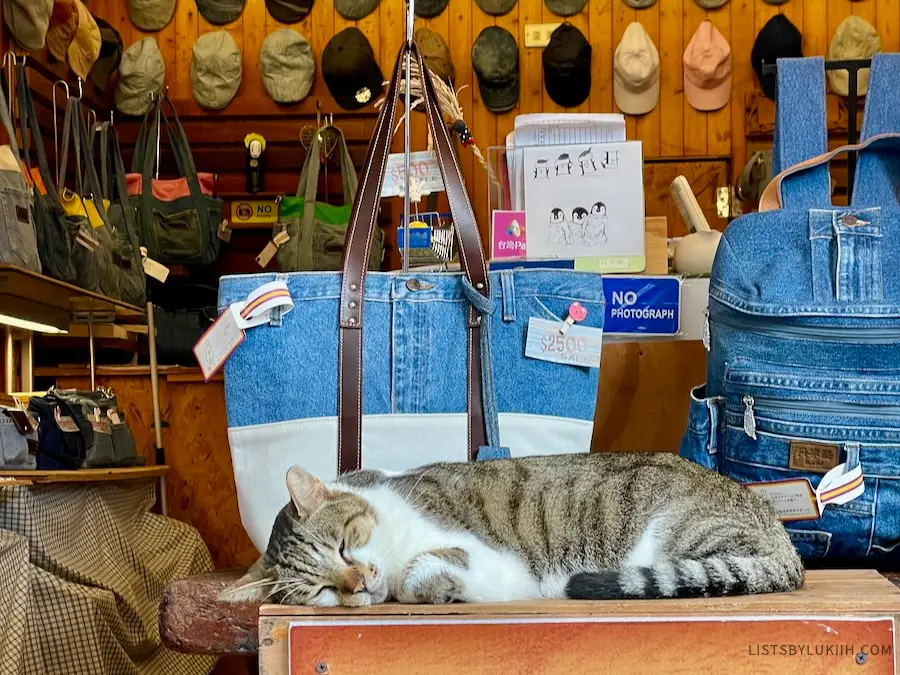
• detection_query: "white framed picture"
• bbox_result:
[523,142,645,271]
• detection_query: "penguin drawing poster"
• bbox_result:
[522,141,645,270]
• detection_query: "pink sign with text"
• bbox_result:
[492,211,527,259]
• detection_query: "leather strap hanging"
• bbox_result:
[336,42,491,474]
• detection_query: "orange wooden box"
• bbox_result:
[259,569,900,674]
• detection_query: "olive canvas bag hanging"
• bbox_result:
[127,96,222,266]
[94,122,146,306]
[14,61,76,282]
[275,125,383,271]
[0,69,40,272]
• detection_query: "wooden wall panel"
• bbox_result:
[68,0,889,227]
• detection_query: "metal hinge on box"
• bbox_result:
[717,186,742,219]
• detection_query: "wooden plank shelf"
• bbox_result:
[259,570,900,675]
[0,466,169,485]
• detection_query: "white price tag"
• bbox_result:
[140,247,170,282]
[746,478,820,521]
[381,151,445,198]
[524,317,602,368]
[193,306,246,382]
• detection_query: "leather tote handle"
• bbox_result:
[336,42,491,473]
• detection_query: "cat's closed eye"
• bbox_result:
[339,540,352,563]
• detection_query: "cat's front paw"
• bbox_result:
[343,591,374,607]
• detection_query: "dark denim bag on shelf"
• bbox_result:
[680,54,900,562]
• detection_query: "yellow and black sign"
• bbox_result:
[232,200,279,225]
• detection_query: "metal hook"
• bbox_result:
[76,77,83,100]
[87,108,97,130]
[51,80,71,184]
[110,109,114,125]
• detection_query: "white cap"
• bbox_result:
[614,22,660,116]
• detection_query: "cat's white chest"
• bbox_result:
[340,485,542,603]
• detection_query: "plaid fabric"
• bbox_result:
[0,479,216,675]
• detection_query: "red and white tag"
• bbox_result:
[746,478,820,522]
[107,409,122,425]
[815,461,865,513]
[90,418,111,434]
[193,280,294,381]
[193,305,246,382]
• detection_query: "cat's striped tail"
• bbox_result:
[565,554,804,599]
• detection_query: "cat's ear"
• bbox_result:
[286,465,329,518]
[219,557,273,604]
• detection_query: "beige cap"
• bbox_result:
[614,22,659,116]
[684,20,731,111]
[827,16,880,97]
[67,1,100,80]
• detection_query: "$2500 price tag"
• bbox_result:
[525,317,602,368]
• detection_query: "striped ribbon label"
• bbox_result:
[816,461,865,513]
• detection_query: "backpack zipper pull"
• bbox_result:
[743,395,757,440]
[702,308,710,351]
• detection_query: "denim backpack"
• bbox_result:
[680,54,900,562]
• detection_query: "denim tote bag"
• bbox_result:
[219,43,605,552]
[680,54,900,562]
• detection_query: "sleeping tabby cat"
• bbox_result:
[222,453,803,606]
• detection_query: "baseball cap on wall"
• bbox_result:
[67,1,101,80]
[544,0,586,18]
[3,0,53,51]
[543,23,591,108]
[472,26,520,113]
[126,0,175,32]
[335,0,379,20]
[751,15,802,100]
[89,17,124,91]
[683,20,731,111]
[115,38,166,116]
[614,22,659,116]
[415,27,455,85]
[260,29,315,104]
[415,0,448,17]
[191,30,243,110]
[827,16,881,97]
[694,0,728,7]
[623,0,657,7]
[265,0,313,23]
[46,0,78,61]
[322,28,384,111]
[196,0,246,25]
[477,0,517,16]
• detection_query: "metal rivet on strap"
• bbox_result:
[475,282,485,290]
[350,283,358,292]
[348,317,357,325]
[349,301,357,309]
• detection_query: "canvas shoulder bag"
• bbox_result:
[680,54,900,562]
[57,96,121,299]
[94,122,146,306]
[218,42,606,552]
[275,125,382,271]
[14,61,75,280]
[0,70,40,273]
[127,96,222,266]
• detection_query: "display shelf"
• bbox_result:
[0,465,169,484]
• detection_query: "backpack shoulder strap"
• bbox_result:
[851,53,900,208]
[774,57,831,209]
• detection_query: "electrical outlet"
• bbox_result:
[524,23,561,48]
